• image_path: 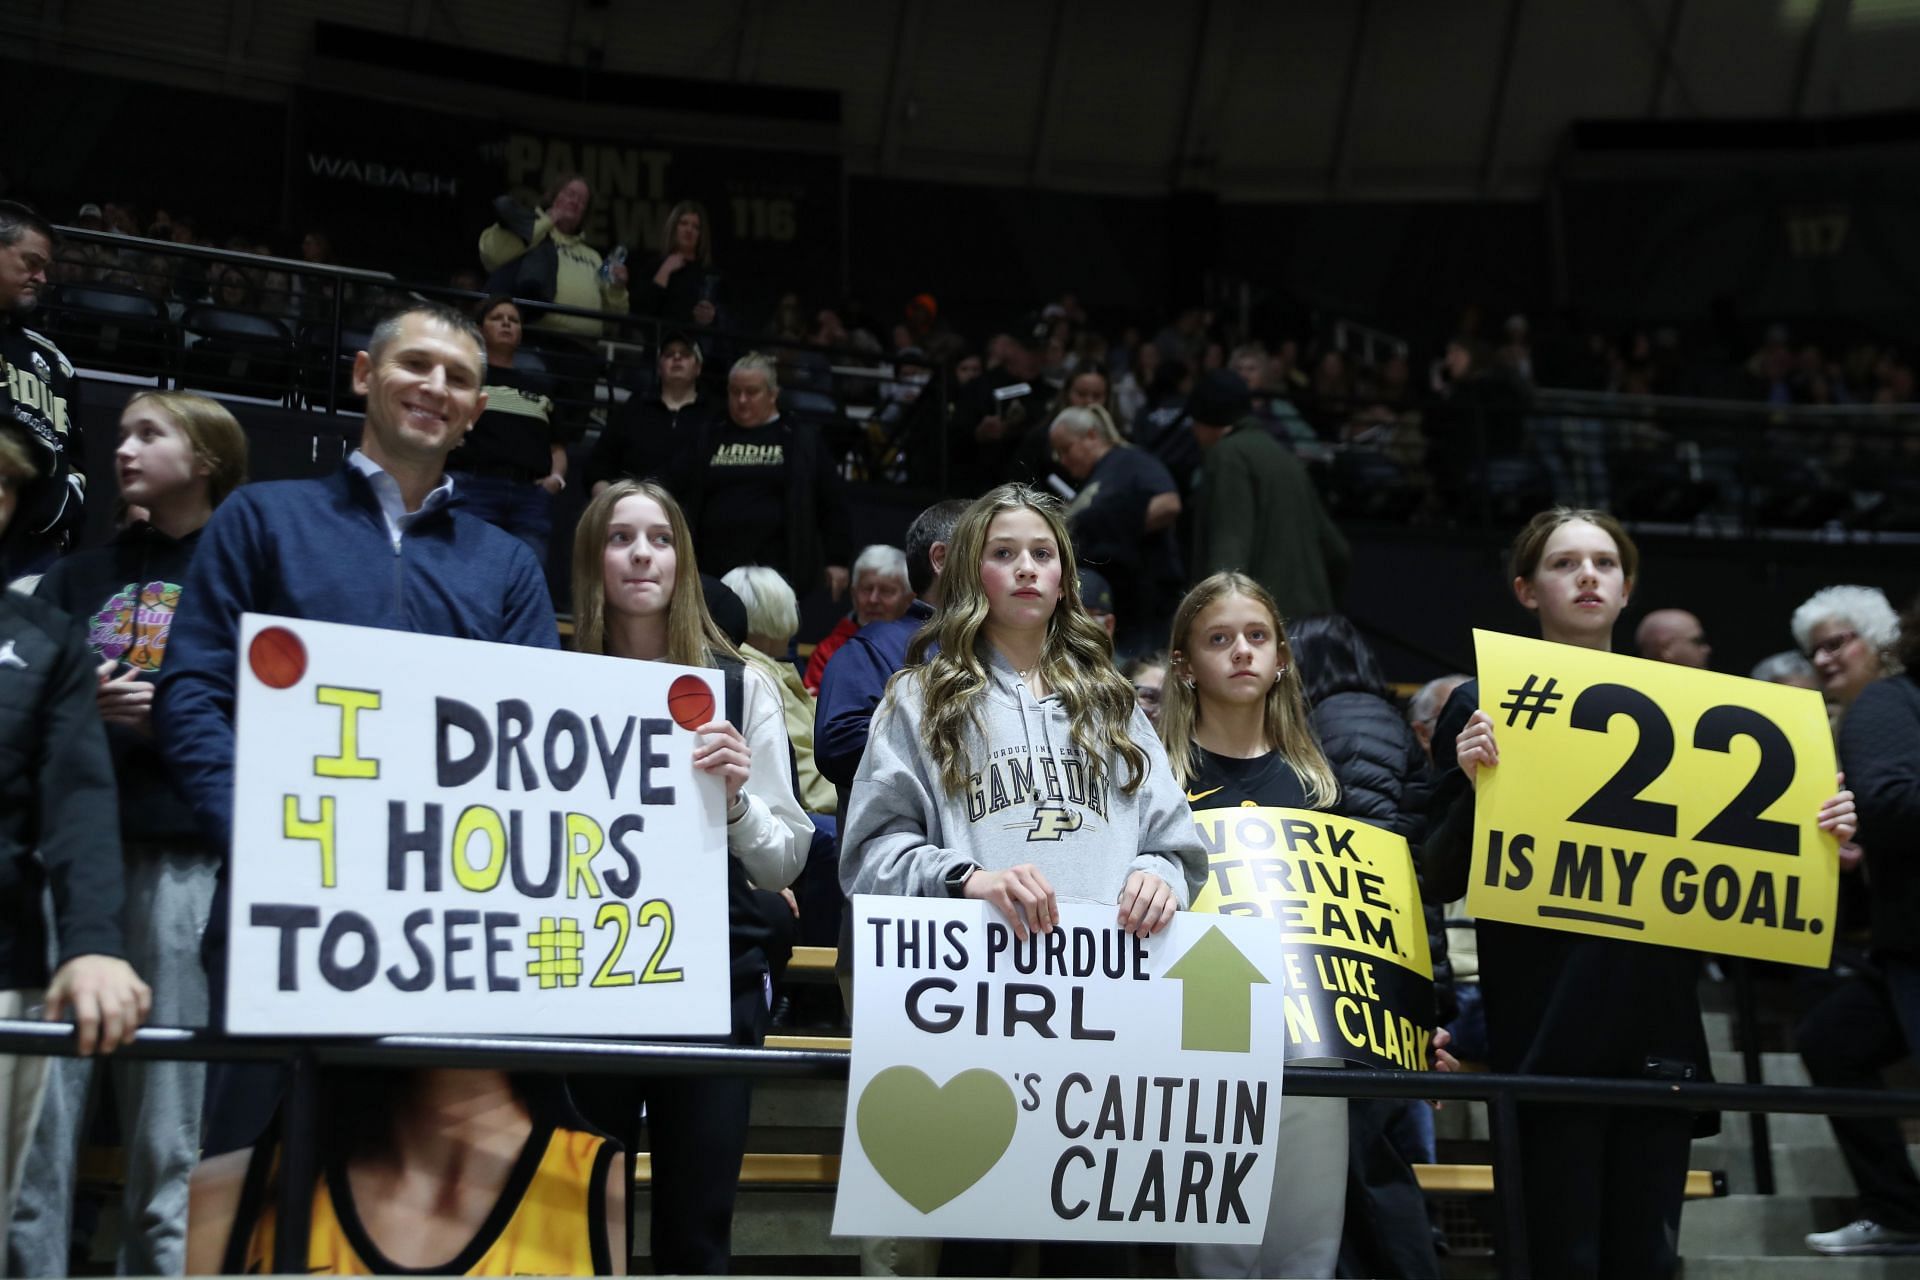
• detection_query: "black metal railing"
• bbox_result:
[3,1019,1916,1280]
[42,227,1920,531]
[42,226,953,493]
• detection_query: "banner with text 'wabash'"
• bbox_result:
[290,88,841,299]
[226,614,731,1036]
[1190,807,1434,1072]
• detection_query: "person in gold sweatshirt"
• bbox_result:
[478,174,628,342]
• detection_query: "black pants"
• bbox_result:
[1798,954,1920,1231]
[1513,1102,1692,1280]
[569,979,770,1275]
[1339,1098,1442,1279]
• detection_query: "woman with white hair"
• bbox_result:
[803,544,912,692]
[1798,593,1920,1256]
[1791,585,1904,718]
[721,564,835,817]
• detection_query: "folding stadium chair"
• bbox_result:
[41,282,176,380]
[179,306,297,403]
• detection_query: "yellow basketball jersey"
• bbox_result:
[235,1123,616,1275]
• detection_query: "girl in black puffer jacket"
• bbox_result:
[1290,615,1454,1013]
[1289,613,1452,1280]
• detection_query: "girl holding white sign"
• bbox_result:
[1155,570,1350,1280]
[1428,507,1857,1280]
[842,483,1205,938]
[842,483,1205,1276]
[567,478,812,1274]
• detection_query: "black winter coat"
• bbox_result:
[1840,673,1920,958]
[0,593,125,987]
[1310,688,1455,1023]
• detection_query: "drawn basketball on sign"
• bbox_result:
[668,673,716,731]
[248,626,307,689]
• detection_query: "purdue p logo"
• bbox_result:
[1024,803,1083,842]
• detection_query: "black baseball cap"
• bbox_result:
[1186,370,1252,428]
[658,329,702,360]
[1078,567,1115,616]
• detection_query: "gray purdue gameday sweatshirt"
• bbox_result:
[840,650,1207,906]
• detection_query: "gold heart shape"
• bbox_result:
[855,1066,1018,1213]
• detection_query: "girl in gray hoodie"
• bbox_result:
[840,484,1205,939]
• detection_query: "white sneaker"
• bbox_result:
[1806,1218,1920,1255]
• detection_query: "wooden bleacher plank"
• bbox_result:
[787,946,837,973]
[630,1153,1722,1201]
[765,1033,852,1051]
[635,1153,841,1186]
[1410,1164,1719,1200]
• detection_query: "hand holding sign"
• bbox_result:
[962,863,1058,941]
[1819,777,1857,845]
[1469,630,1842,967]
[1117,869,1179,938]
[690,717,751,804]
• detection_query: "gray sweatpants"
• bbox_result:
[8,848,216,1278]
[1176,1061,1350,1280]
[0,990,52,1279]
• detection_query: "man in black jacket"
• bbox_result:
[667,352,851,599]
[587,330,718,492]
[0,423,149,1260]
[0,202,83,578]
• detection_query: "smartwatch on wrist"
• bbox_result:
[943,862,979,898]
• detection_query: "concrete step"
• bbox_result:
[1679,1193,1852,1256]
[1712,1050,1813,1087]
[635,1189,855,1258]
[749,1078,848,1128]
[1433,1098,1491,1143]
[1704,1110,1847,1147]
[1691,1138,1920,1197]
[1682,1255,1920,1278]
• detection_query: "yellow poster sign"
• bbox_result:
[1469,629,1839,967]
[1191,806,1433,1070]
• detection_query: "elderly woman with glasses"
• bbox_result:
[1792,585,1904,722]
[1797,592,1920,1257]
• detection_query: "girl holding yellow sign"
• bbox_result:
[1426,507,1857,1280]
[1156,571,1349,1280]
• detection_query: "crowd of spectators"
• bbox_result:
[11,184,1920,1278]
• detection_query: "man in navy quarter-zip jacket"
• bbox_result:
[157,304,557,1147]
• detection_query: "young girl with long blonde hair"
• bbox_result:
[841,483,1204,1276]
[842,482,1204,939]
[1155,571,1347,1278]
[566,478,810,1273]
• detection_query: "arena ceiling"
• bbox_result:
[12,0,1920,200]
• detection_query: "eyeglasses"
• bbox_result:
[1133,685,1163,704]
[1805,630,1858,660]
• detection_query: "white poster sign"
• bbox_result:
[227,614,731,1036]
[833,896,1287,1243]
